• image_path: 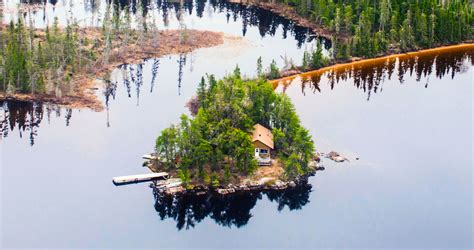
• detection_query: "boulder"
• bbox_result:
[217,188,236,195]
[326,151,348,163]
[272,180,288,190]
[165,186,185,195]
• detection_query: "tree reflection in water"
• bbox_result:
[152,181,312,230]
[105,0,320,48]
[17,0,320,49]
[288,47,474,101]
[0,100,72,146]
[1,47,472,145]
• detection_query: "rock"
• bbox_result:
[269,180,288,190]
[326,151,348,163]
[165,186,185,195]
[308,160,318,168]
[312,153,321,162]
[333,156,345,162]
[258,177,274,185]
[327,151,340,158]
[217,188,236,195]
[288,181,296,188]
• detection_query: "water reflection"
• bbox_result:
[280,47,474,101]
[152,181,312,230]
[2,47,472,145]
[0,100,72,145]
[101,0,322,48]
[11,0,324,48]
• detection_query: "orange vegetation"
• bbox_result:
[270,43,474,87]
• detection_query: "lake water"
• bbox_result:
[1,0,473,248]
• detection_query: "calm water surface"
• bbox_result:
[1,0,473,248]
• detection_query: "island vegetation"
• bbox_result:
[0,3,224,109]
[153,68,316,191]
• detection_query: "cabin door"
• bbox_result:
[255,148,259,157]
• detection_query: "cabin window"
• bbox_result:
[260,149,268,154]
[255,148,259,153]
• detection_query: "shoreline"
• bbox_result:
[0,28,225,110]
[233,1,473,82]
[232,0,345,41]
[150,167,321,196]
[270,43,474,84]
[147,155,324,196]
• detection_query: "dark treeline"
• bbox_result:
[208,0,323,48]
[152,181,312,230]
[0,100,72,146]
[270,0,473,58]
[294,48,474,100]
[17,0,53,4]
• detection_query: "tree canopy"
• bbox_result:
[155,70,315,186]
[271,0,473,57]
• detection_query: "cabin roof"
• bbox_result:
[252,124,274,149]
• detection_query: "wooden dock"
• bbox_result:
[112,172,169,185]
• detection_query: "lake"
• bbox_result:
[1,0,472,248]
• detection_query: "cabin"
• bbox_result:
[252,124,274,166]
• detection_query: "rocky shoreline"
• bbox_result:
[146,150,359,196]
[150,163,324,196]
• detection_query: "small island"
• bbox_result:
[147,69,321,195]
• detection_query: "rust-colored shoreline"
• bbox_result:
[270,43,474,85]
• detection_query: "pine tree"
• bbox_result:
[400,10,416,51]
[343,5,353,34]
[389,11,399,42]
[302,51,310,70]
[256,56,263,77]
[418,13,429,47]
[428,12,436,47]
[334,7,342,34]
[379,0,390,32]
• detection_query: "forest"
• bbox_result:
[2,1,472,96]
[155,69,315,186]
[0,3,155,96]
[0,2,219,101]
[267,0,473,59]
[0,16,88,96]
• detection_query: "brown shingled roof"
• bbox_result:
[252,124,274,149]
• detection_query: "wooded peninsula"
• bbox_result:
[255,0,472,56]
[1,1,472,106]
[0,4,223,110]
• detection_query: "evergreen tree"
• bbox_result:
[400,10,416,51]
